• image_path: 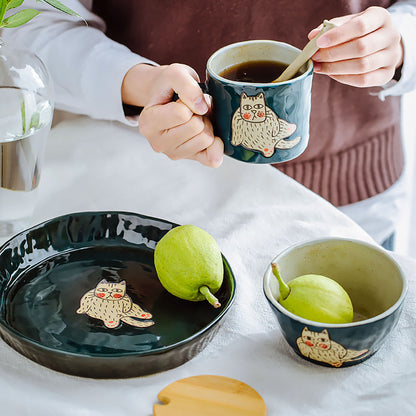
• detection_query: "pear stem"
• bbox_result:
[271,262,291,300]
[199,286,221,308]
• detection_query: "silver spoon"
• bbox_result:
[273,20,338,83]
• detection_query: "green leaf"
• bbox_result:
[0,8,40,27]
[6,0,24,11]
[39,0,81,17]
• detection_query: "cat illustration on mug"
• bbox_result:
[77,279,154,329]
[231,92,300,157]
[297,327,370,367]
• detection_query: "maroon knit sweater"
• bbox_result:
[93,0,403,207]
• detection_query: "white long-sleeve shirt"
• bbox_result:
[3,0,416,125]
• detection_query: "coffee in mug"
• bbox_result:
[219,60,303,83]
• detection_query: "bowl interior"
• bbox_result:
[264,239,406,323]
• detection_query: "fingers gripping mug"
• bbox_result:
[205,40,313,164]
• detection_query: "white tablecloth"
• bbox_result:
[1,116,415,416]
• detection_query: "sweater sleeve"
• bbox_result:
[379,0,416,99]
[1,0,156,125]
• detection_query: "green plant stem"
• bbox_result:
[199,285,221,308]
[271,262,291,300]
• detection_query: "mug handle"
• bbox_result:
[172,82,209,102]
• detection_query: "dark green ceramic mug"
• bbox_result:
[205,40,313,164]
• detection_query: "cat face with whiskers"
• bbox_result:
[301,327,331,350]
[239,92,266,123]
[94,279,126,300]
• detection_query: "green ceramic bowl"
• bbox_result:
[263,238,407,367]
[0,211,235,378]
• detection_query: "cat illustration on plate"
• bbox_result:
[77,279,154,329]
[297,327,370,367]
[231,92,300,157]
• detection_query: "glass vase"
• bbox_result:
[0,38,54,238]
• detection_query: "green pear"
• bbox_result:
[154,225,223,308]
[271,263,353,324]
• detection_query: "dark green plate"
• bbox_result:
[0,211,235,378]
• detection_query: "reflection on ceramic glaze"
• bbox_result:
[117,214,173,249]
[0,233,60,290]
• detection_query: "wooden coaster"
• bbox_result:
[153,375,267,415]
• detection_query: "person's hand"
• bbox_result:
[122,63,223,168]
[308,6,403,87]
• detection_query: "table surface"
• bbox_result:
[1,116,415,416]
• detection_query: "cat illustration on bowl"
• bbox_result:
[297,327,370,367]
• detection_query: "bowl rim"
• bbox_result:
[263,237,408,328]
[0,210,237,359]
